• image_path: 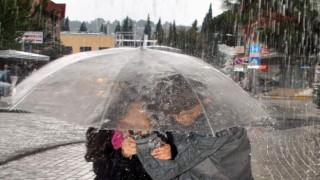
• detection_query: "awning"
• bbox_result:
[0,50,50,62]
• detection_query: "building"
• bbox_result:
[29,0,66,42]
[60,32,115,54]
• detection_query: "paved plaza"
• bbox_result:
[0,98,319,179]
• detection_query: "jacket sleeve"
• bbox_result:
[136,132,223,180]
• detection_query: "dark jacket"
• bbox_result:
[93,150,152,180]
[85,128,152,180]
[136,127,252,180]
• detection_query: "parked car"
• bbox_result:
[256,78,280,92]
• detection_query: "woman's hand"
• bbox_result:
[121,136,137,158]
[151,144,172,160]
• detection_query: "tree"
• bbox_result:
[65,17,70,31]
[0,0,33,49]
[176,27,186,51]
[191,20,198,31]
[201,4,213,34]
[153,18,165,45]
[61,17,70,31]
[172,21,177,47]
[143,14,152,40]
[185,20,200,56]
[122,16,133,32]
[114,21,121,33]
[79,22,87,32]
[121,17,133,45]
[31,0,50,29]
[100,24,107,34]
[166,23,173,46]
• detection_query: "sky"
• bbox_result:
[53,0,225,26]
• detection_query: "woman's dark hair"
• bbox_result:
[103,83,139,121]
[99,79,150,129]
[147,74,206,114]
[84,127,113,162]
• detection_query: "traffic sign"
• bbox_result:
[235,46,245,54]
[234,57,244,65]
[250,45,260,53]
[248,57,261,69]
[234,65,244,72]
[249,45,260,57]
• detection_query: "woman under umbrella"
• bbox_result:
[124,74,253,180]
[84,81,175,180]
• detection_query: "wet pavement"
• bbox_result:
[0,97,319,179]
[0,113,87,165]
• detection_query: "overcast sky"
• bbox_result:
[53,0,225,26]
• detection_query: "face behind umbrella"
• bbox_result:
[11,48,269,134]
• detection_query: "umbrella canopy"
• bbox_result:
[0,50,50,62]
[11,47,269,134]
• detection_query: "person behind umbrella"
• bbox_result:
[84,83,174,180]
[130,74,253,180]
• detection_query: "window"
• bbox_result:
[64,46,73,55]
[99,47,109,50]
[80,47,92,52]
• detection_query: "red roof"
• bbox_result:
[46,1,66,19]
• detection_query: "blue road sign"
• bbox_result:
[248,57,261,69]
[250,45,260,53]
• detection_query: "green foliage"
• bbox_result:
[182,20,201,57]
[201,4,212,34]
[114,21,121,33]
[172,21,177,47]
[143,14,152,40]
[121,16,133,32]
[0,0,33,49]
[100,24,107,34]
[153,18,165,45]
[31,0,51,31]
[61,17,70,31]
[166,23,173,46]
[79,22,87,32]
[225,0,320,57]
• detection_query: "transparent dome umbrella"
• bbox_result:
[11,47,269,134]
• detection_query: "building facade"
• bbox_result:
[29,0,66,42]
[60,32,115,54]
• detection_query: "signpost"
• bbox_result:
[248,44,261,95]
[248,44,261,69]
[233,57,244,72]
[234,57,244,65]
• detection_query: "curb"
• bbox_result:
[257,95,313,100]
[0,140,85,166]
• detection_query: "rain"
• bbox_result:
[0,0,319,179]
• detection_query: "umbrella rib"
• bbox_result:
[152,56,215,135]
[98,50,143,129]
